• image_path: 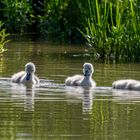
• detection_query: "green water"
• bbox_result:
[0,36,140,139]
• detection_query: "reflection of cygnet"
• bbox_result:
[24,89,35,111]
[112,79,140,90]
[65,86,94,114]
[82,87,93,114]
[11,62,39,85]
[112,88,140,103]
[65,63,96,87]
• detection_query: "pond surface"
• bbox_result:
[0,36,140,139]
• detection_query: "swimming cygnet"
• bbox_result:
[65,63,96,87]
[112,79,140,90]
[11,62,39,85]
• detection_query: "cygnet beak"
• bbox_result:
[26,73,31,80]
[84,70,90,76]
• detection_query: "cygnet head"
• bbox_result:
[25,62,36,80]
[83,63,94,77]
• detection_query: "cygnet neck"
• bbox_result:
[84,74,92,80]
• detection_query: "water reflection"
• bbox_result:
[65,86,94,114]
[1,38,140,139]
[112,89,140,103]
[24,88,35,111]
[11,83,35,111]
[1,76,140,139]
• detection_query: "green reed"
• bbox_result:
[0,21,10,53]
[80,0,140,62]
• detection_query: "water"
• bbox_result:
[0,36,140,139]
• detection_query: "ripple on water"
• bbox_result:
[0,77,140,139]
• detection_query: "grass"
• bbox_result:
[0,21,10,53]
[79,0,140,62]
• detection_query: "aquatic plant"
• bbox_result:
[0,21,10,53]
[79,0,140,62]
